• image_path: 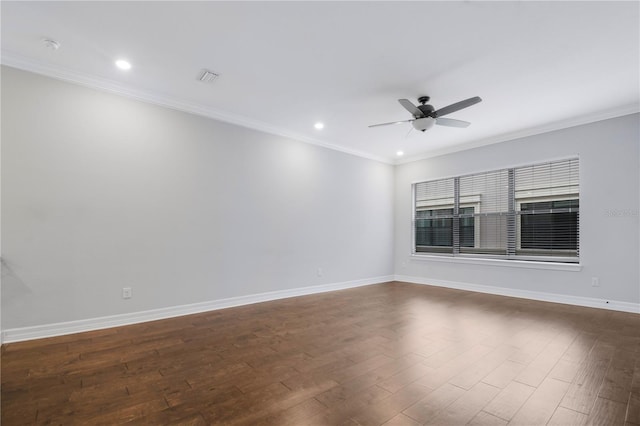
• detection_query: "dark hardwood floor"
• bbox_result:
[2,281,640,425]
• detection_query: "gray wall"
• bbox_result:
[2,66,638,334]
[395,113,640,304]
[1,66,395,329]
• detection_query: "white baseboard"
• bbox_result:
[1,275,394,344]
[394,275,640,314]
[5,274,636,344]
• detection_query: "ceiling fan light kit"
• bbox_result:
[412,117,435,132]
[370,95,482,133]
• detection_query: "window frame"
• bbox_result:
[411,158,580,265]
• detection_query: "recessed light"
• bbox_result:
[314,122,324,130]
[396,151,404,157]
[115,59,132,70]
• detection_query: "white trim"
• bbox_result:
[409,254,581,271]
[0,275,394,344]
[0,53,392,165]
[394,275,640,314]
[396,108,639,165]
[3,54,637,167]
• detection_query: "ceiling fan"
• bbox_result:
[369,95,482,132]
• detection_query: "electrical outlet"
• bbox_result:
[122,287,132,299]
[591,277,600,287]
[317,267,323,277]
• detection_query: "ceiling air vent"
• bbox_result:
[198,69,219,83]
[42,38,61,50]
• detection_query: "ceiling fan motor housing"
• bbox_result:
[417,104,435,118]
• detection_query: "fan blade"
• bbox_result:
[435,117,471,128]
[434,96,482,117]
[368,119,414,128]
[398,99,425,118]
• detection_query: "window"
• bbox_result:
[415,207,475,252]
[520,200,579,252]
[415,208,453,249]
[413,158,579,263]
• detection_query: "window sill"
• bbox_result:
[410,254,582,271]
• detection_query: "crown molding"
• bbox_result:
[3,52,637,168]
[395,104,640,165]
[1,52,393,165]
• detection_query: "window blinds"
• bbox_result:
[413,158,579,263]
[415,178,455,253]
[515,159,580,259]
[459,169,509,255]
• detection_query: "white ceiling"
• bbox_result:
[2,1,639,164]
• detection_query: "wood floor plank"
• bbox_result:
[403,382,466,423]
[547,406,589,425]
[416,343,495,389]
[627,390,640,425]
[625,360,640,424]
[2,281,639,425]
[585,397,627,425]
[549,358,583,383]
[560,340,616,414]
[481,359,527,389]
[468,410,509,425]
[326,353,395,384]
[251,397,328,426]
[348,382,432,426]
[561,332,600,364]
[305,384,392,425]
[509,377,570,425]
[423,381,501,425]
[312,354,428,405]
[481,380,535,421]
[231,379,337,426]
[381,413,422,426]
[376,360,433,393]
[450,343,516,389]
[200,382,292,424]
[598,348,636,403]
[514,331,576,387]
[507,329,558,365]
[165,412,208,426]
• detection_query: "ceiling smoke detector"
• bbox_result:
[198,69,219,83]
